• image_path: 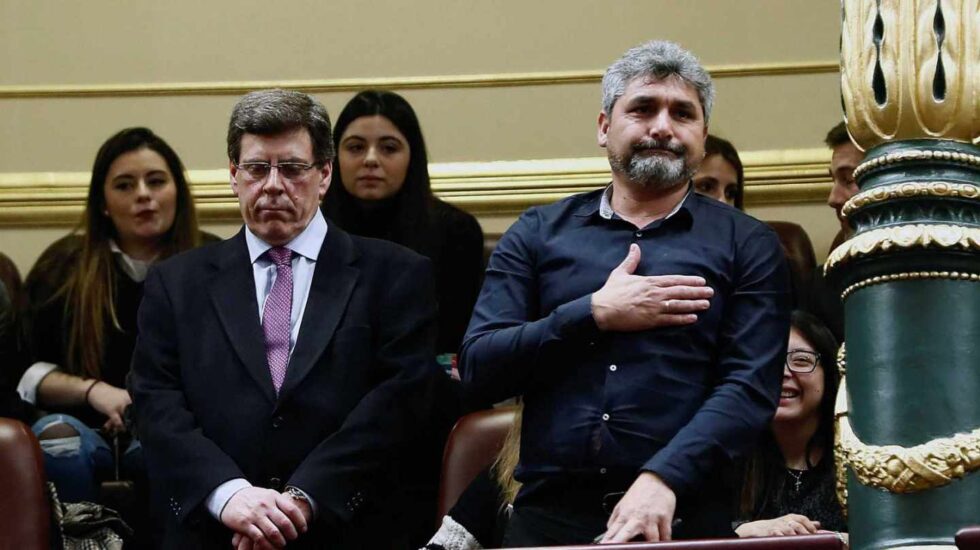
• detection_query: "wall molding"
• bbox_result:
[0,148,832,227]
[0,61,838,99]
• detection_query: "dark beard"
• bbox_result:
[608,137,697,189]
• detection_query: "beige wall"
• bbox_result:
[0,0,846,274]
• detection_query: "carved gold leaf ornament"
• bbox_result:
[825,224,980,273]
[835,375,980,495]
[841,0,980,150]
[834,378,849,512]
[852,149,980,181]
[837,343,847,377]
[842,181,980,217]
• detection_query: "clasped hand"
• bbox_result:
[86,382,132,434]
[222,487,311,549]
[592,244,713,331]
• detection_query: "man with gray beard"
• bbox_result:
[459,41,791,545]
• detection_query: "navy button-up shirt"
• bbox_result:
[459,185,791,497]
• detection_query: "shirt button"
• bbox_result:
[600,467,608,474]
[609,364,617,372]
[635,231,643,238]
[602,413,610,421]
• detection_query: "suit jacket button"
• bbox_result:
[269,477,282,490]
[272,416,284,428]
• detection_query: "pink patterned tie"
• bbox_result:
[263,246,293,393]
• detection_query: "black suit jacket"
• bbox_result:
[129,225,441,549]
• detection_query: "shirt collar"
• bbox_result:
[597,182,694,222]
[245,209,328,264]
[108,240,155,282]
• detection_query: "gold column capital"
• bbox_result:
[841,0,980,149]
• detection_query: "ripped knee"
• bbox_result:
[37,422,80,440]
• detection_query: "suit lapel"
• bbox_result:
[208,230,277,404]
[278,226,360,400]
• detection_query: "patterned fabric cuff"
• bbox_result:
[423,515,483,550]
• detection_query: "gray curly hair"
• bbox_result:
[602,40,714,124]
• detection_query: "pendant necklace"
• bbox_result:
[787,468,805,492]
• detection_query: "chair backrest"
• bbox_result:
[957,526,980,549]
[492,532,844,549]
[765,221,818,305]
[0,418,51,550]
[436,406,518,522]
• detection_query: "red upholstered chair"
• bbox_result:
[0,417,52,550]
[492,533,845,549]
[957,526,980,549]
[436,406,518,523]
[765,221,818,306]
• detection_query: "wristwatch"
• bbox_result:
[284,486,310,504]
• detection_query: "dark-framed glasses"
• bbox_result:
[785,349,820,373]
[235,161,317,182]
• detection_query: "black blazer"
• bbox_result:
[129,225,442,549]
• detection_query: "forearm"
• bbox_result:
[460,293,597,404]
[36,369,97,408]
[643,379,779,495]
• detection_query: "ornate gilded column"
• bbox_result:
[833,1,980,548]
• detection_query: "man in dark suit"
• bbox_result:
[460,41,790,546]
[129,89,441,549]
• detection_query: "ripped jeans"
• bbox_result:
[31,414,143,503]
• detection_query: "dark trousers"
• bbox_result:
[502,473,735,547]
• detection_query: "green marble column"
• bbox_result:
[833,1,980,549]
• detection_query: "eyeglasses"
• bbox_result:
[235,161,317,183]
[785,350,820,373]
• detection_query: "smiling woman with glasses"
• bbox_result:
[734,310,846,539]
